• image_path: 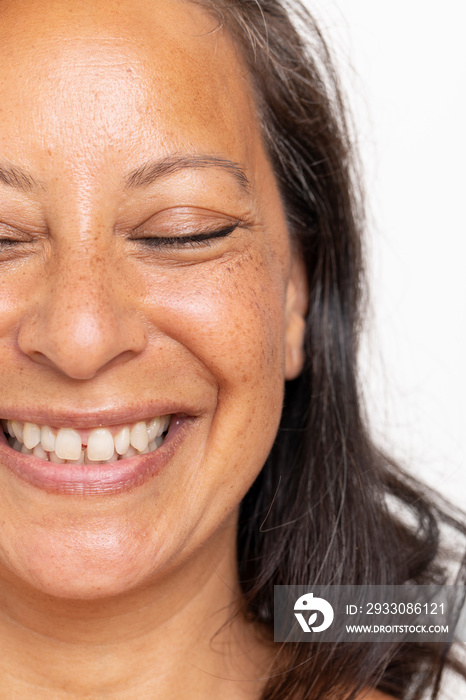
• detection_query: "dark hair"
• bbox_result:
[196,1,466,698]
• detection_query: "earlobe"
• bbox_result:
[285,309,306,379]
[284,255,308,380]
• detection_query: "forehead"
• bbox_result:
[0,0,260,180]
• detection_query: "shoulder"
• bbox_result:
[357,691,397,700]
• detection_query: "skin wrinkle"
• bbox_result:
[0,0,308,697]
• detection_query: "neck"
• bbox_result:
[0,516,272,699]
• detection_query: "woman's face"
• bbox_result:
[0,0,306,598]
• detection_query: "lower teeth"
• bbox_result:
[4,432,166,464]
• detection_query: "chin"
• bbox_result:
[0,522,164,601]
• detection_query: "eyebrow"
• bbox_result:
[0,162,42,191]
[124,154,251,193]
[0,154,251,194]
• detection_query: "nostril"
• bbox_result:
[24,351,56,368]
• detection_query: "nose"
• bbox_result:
[17,238,148,380]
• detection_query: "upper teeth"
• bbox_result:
[2,416,170,464]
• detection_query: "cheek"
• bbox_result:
[142,248,288,515]
[142,249,287,396]
[0,270,30,331]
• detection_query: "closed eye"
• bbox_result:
[0,239,22,247]
[134,222,240,248]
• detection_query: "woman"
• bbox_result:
[0,0,463,698]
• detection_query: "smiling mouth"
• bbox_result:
[1,416,171,465]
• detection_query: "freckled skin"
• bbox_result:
[0,0,308,696]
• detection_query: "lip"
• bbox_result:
[0,414,192,496]
[0,401,196,430]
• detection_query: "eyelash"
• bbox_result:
[135,222,240,248]
[0,239,31,253]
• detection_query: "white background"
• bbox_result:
[301,0,466,509]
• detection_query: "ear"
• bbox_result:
[284,253,308,380]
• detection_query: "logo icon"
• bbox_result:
[294,592,334,633]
